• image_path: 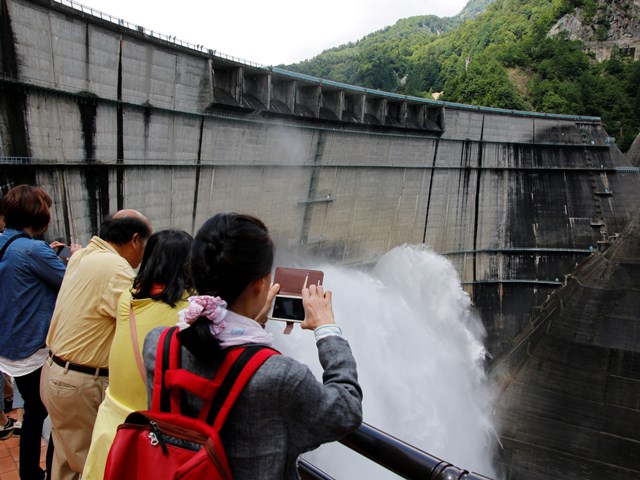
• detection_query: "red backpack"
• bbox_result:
[104,326,279,480]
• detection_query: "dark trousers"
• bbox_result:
[15,367,50,480]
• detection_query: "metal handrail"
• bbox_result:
[52,0,267,68]
[441,247,594,255]
[298,458,336,480]
[615,166,640,173]
[298,422,494,480]
[461,279,564,286]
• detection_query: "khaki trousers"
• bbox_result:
[40,357,108,480]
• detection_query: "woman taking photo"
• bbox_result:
[83,229,193,480]
[0,185,77,479]
[142,213,363,479]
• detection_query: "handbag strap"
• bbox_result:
[128,302,147,384]
[0,233,30,261]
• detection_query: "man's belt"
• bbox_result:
[49,352,109,377]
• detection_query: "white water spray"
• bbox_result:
[268,244,497,479]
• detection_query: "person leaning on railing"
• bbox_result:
[83,229,194,480]
[0,185,80,479]
[143,213,363,479]
[41,209,152,480]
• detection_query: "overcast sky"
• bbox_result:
[72,0,469,65]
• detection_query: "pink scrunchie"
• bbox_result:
[177,295,228,335]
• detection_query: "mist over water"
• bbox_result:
[268,244,497,479]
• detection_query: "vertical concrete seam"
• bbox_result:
[84,22,90,91]
[191,116,205,234]
[299,130,325,246]
[422,138,439,243]
[207,59,214,104]
[46,8,56,87]
[59,170,71,242]
[116,37,124,210]
[472,115,486,283]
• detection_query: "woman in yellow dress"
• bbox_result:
[83,229,193,479]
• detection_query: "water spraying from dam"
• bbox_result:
[269,244,497,479]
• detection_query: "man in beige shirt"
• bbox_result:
[41,209,151,480]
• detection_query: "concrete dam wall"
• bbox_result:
[493,211,640,479]
[1,0,639,363]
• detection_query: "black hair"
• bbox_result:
[132,229,194,307]
[179,213,274,360]
[99,214,151,245]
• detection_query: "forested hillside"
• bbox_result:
[287,0,640,152]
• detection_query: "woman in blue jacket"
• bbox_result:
[0,185,75,479]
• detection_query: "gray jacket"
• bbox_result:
[143,328,363,479]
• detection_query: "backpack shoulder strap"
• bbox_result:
[150,326,280,425]
[0,233,30,262]
[151,326,181,412]
[205,345,279,429]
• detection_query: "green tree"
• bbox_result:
[444,53,526,110]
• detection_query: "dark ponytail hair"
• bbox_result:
[131,229,193,307]
[179,213,274,360]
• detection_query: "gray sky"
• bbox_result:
[71,0,468,65]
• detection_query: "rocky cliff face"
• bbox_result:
[549,0,640,61]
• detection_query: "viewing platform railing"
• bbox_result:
[298,422,494,480]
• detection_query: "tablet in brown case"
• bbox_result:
[274,267,324,295]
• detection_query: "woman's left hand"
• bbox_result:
[49,241,65,250]
[255,283,280,325]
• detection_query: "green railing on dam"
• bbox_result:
[270,66,602,122]
[0,72,608,146]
